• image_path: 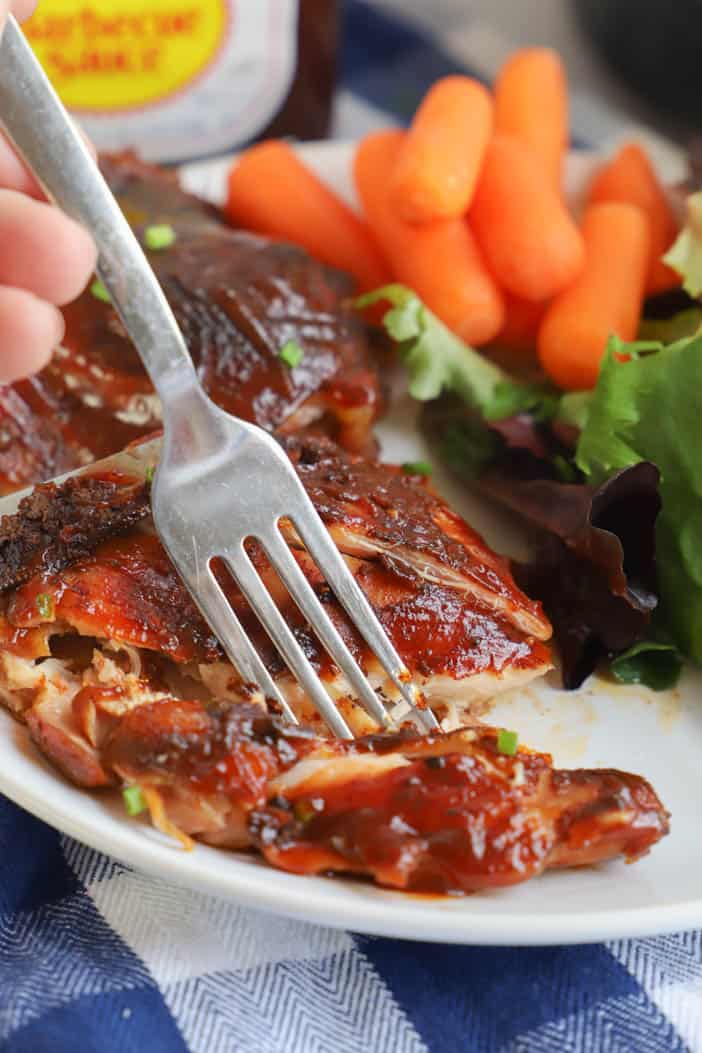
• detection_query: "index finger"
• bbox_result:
[0,2,42,195]
[0,4,96,196]
[0,135,44,197]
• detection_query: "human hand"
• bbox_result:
[0,1,97,383]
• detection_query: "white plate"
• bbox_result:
[1,142,700,946]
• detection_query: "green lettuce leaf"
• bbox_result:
[576,333,702,661]
[664,192,702,298]
[436,414,500,480]
[356,284,556,420]
[610,640,683,691]
[556,390,592,431]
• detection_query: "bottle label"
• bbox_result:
[24,0,299,163]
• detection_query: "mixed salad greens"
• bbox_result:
[359,262,702,692]
[357,284,557,421]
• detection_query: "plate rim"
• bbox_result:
[4,726,700,946]
[2,140,699,946]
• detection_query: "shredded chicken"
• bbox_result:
[0,410,670,895]
[0,436,553,748]
[100,700,669,894]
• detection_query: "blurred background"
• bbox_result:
[343,0,687,180]
[22,0,691,179]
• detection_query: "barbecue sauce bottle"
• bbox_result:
[22,0,338,163]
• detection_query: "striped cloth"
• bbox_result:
[1,3,700,1051]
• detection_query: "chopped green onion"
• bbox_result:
[122,785,147,816]
[278,340,305,368]
[90,279,111,303]
[144,465,155,483]
[293,799,316,824]
[144,223,176,251]
[35,592,54,619]
[497,729,519,756]
[401,460,432,477]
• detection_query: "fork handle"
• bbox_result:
[0,16,200,407]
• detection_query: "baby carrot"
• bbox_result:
[225,140,389,291]
[494,48,568,190]
[390,76,493,223]
[587,142,679,294]
[354,130,505,345]
[470,134,585,302]
[538,202,650,390]
[494,294,547,353]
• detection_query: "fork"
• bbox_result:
[0,16,438,739]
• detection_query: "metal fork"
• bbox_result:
[0,16,438,739]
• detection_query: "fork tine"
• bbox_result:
[291,505,440,732]
[225,545,355,739]
[179,561,300,726]
[260,528,392,729]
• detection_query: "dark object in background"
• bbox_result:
[266,0,339,141]
[574,0,702,127]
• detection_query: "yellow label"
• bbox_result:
[23,0,228,112]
